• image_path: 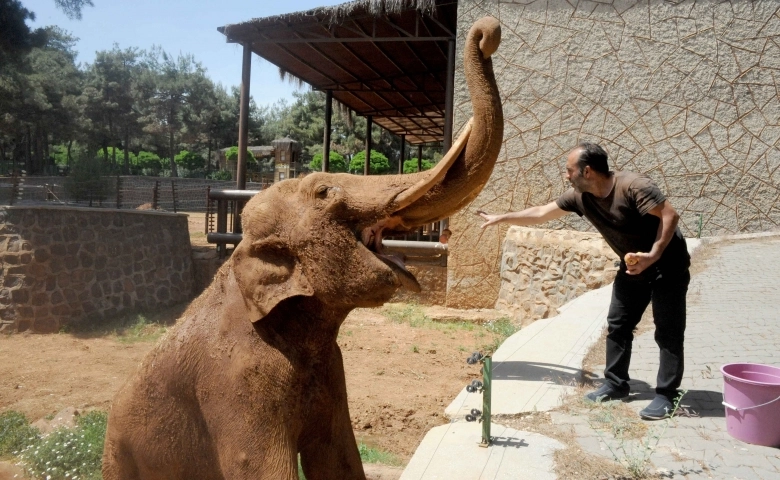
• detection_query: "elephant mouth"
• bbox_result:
[360,223,421,293]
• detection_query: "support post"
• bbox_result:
[417,145,423,172]
[364,115,373,176]
[481,356,492,447]
[398,134,405,174]
[443,39,456,151]
[236,42,252,190]
[323,89,332,172]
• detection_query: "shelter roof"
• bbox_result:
[218,0,457,145]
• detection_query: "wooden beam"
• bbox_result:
[443,38,455,151]
[399,134,405,174]
[323,89,332,172]
[364,115,372,176]
[237,43,251,191]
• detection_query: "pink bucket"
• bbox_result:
[721,363,780,447]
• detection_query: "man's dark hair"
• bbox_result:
[575,142,610,175]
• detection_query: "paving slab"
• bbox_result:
[399,421,563,480]
[445,285,612,419]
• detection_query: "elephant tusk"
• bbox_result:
[391,118,473,212]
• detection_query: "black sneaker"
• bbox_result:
[584,383,629,403]
[639,395,674,419]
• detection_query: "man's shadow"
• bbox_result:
[491,361,591,385]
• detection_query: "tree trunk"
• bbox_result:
[66,140,73,166]
[206,136,212,174]
[169,128,178,177]
[124,126,130,174]
[103,144,109,164]
[26,126,32,173]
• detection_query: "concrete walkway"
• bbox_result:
[401,234,780,479]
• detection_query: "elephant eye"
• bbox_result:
[315,185,330,199]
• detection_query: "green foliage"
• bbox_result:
[403,158,434,173]
[224,146,255,163]
[207,169,232,181]
[135,151,162,174]
[349,149,390,175]
[64,154,115,201]
[19,410,107,480]
[298,443,401,478]
[358,443,403,466]
[0,411,40,459]
[174,150,205,170]
[309,151,347,172]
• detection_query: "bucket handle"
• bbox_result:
[722,394,780,412]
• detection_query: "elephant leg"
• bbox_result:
[102,438,140,480]
[299,417,366,480]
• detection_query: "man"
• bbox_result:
[479,143,690,419]
[439,228,452,244]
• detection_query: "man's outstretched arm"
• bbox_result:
[478,201,568,229]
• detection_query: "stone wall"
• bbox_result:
[390,264,448,305]
[0,206,194,333]
[448,0,780,308]
[497,227,618,325]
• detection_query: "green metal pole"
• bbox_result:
[481,356,492,447]
[697,213,703,238]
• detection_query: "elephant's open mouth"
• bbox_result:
[359,223,421,293]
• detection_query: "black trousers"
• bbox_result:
[603,265,690,400]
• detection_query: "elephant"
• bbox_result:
[102,16,503,480]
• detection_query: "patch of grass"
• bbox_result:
[297,443,401,479]
[479,317,519,355]
[0,411,41,459]
[64,303,187,341]
[410,344,419,353]
[358,443,403,466]
[12,410,107,480]
[381,304,475,333]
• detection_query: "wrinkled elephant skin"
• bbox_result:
[102,17,503,480]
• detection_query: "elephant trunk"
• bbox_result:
[389,17,503,229]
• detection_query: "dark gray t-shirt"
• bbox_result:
[556,171,690,270]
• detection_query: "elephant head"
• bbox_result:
[232,17,504,320]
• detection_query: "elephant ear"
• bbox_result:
[232,234,314,321]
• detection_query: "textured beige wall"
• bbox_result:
[498,227,618,324]
[448,0,780,308]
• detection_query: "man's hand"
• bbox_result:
[477,210,503,229]
[624,252,657,275]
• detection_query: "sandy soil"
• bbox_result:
[0,211,501,463]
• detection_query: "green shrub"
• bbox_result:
[309,151,347,172]
[64,154,115,202]
[349,150,390,174]
[208,169,232,181]
[174,150,206,171]
[19,410,107,480]
[0,411,40,459]
[224,146,255,163]
[403,158,434,173]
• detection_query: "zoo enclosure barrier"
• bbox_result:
[0,174,264,212]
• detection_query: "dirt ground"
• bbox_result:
[0,211,503,464]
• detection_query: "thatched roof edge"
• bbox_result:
[228,0,436,29]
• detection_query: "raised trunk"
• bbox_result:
[364,17,503,232]
[396,17,503,226]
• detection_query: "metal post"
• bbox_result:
[697,213,704,238]
[417,145,423,172]
[481,356,492,447]
[398,134,405,174]
[323,90,332,172]
[236,42,252,190]
[443,39,456,152]
[364,115,373,176]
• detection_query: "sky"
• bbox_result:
[24,0,348,107]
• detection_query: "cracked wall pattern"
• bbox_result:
[447,0,780,308]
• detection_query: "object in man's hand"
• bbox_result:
[624,253,642,266]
